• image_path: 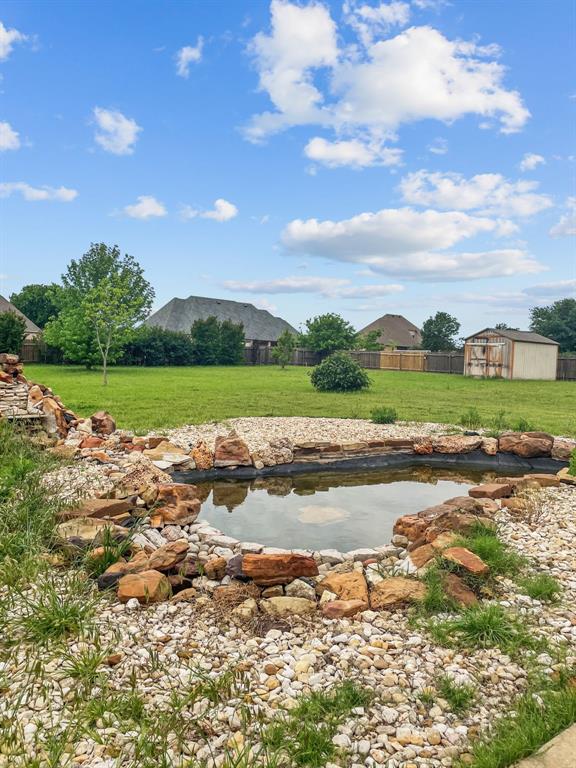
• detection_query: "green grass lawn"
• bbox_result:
[27,364,576,436]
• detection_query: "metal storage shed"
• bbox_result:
[463,328,559,380]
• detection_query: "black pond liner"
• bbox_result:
[172,449,567,485]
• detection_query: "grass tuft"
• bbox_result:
[454,523,526,578]
[370,405,397,424]
[417,564,460,615]
[437,674,476,714]
[517,573,562,603]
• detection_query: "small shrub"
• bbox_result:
[518,574,562,603]
[459,407,482,429]
[83,525,136,578]
[511,416,536,432]
[437,675,476,714]
[310,352,371,393]
[454,523,525,577]
[418,565,459,615]
[491,409,511,431]
[569,448,576,477]
[371,406,397,424]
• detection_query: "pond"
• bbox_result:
[196,466,504,551]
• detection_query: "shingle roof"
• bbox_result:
[465,328,559,345]
[0,295,42,335]
[144,295,297,342]
[358,314,422,348]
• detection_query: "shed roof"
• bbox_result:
[465,328,559,345]
[0,295,42,335]
[358,314,422,348]
[144,295,297,342]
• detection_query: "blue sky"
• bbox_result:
[1,0,574,336]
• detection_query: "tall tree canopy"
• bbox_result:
[9,284,60,329]
[0,311,26,354]
[421,311,461,351]
[44,243,154,383]
[530,298,576,353]
[300,313,357,355]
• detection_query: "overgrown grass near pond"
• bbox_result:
[27,364,576,435]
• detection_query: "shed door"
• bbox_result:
[468,344,486,376]
[486,343,505,377]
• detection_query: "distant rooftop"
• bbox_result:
[358,313,422,348]
[0,295,42,335]
[145,295,297,342]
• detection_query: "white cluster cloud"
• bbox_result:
[93,107,142,155]
[181,198,238,222]
[123,195,166,219]
[304,137,402,168]
[549,197,576,237]
[281,206,543,280]
[0,20,27,61]
[246,1,529,168]
[175,37,204,77]
[0,182,78,201]
[519,152,545,172]
[399,170,553,217]
[223,275,404,298]
[0,121,20,151]
[428,137,448,155]
[450,279,576,307]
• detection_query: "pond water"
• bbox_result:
[196,466,501,551]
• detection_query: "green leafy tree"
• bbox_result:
[44,244,154,383]
[355,330,383,351]
[191,316,221,365]
[530,298,576,353]
[300,313,357,355]
[9,284,60,328]
[272,330,297,368]
[310,351,371,392]
[0,311,26,354]
[218,320,245,364]
[421,311,461,351]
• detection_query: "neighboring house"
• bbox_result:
[0,295,42,341]
[358,314,422,349]
[464,328,559,380]
[144,295,297,346]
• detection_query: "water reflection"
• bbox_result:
[196,467,498,551]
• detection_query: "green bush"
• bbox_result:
[310,352,371,393]
[569,448,576,477]
[371,406,397,424]
[0,310,26,354]
[121,326,195,366]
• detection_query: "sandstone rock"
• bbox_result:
[148,539,189,571]
[91,410,116,435]
[409,544,436,569]
[170,588,198,602]
[144,440,186,461]
[203,556,227,580]
[393,515,432,542]
[56,517,128,548]
[151,500,201,527]
[444,573,478,607]
[113,458,172,498]
[370,577,426,609]
[469,482,513,499]
[501,496,528,512]
[41,397,68,436]
[61,497,133,521]
[481,437,498,455]
[261,585,283,598]
[443,547,489,575]
[413,438,433,455]
[251,439,294,467]
[432,435,483,454]
[242,553,318,585]
[232,598,258,620]
[285,578,316,601]
[98,551,150,589]
[557,467,576,486]
[498,431,554,458]
[260,596,316,617]
[117,570,171,603]
[552,438,576,460]
[322,599,366,618]
[156,483,199,505]
[27,384,43,409]
[522,473,560,488]
[191,440,213,470]
[317,571,369,607]
[214,433,252,467]
[79,436,104,449]
[213,583,260,606]
[430,531,459,550]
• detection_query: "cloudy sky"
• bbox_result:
[1,0,574,335]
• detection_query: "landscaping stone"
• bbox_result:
[557,467,576,485]
[191,440,214,470]
[469,482,513,499]
[413,437,433,454]
[321,599,366,618]
[498,431,554,458]
[408,543,436,569]
[213,433,252,467]
[444,573,478,606]
[285,578,316,600]
[370,577,426,609]
[443,547,489,575]
[317,571,369,607]
[117,570,172,603]
[432,435,483,453]
[260,596,316,617]
[60,497,133,520]
[523,474,560,488]
[148,540,189,571]
[150,500,201,527]
[481,437,498,455]
[203,556,228,580]
[56,517,128,547]
[552,438,576,460]
[91,410,116,435]
[242,553,318,585]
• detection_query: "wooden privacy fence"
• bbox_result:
[557,356,576,380]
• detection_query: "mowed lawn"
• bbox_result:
[27,364,576,436]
